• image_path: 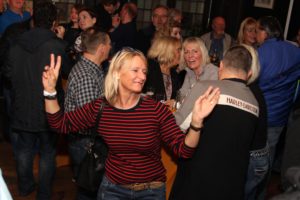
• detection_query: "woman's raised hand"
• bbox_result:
[191,86,220,127]
[42,54,61,93]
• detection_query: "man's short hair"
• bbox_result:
[152,4,169,15]
[257,16,283,40]
[123,2,137,19]
[101,0,119,6]
[81,27,109,54]
[222,45,252,74]
[33,2,57,29]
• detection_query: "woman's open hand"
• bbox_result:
[191,86,220,127]
[42,54,61,93]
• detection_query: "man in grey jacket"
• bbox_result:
[200,16,234,66]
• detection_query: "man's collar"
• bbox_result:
[221,78,247,84]
[8,7,23,16]
[210,32,225,40]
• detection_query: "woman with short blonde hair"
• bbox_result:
[148,36,181,65]
[144,36,182,107]
[179,37,218,100]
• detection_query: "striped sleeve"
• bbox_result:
[155,102,195,158]
[47,98,102,134]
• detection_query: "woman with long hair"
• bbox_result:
[42,48,219,199]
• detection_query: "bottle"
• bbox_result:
[210,49,217,64]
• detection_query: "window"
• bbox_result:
[175,0,205,37]
[53,0,76,23]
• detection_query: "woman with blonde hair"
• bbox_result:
[168,8,182,23]
[42,48,220,199]
[237,17,257,47]
[179,37,218,101]
[144,36,182,108]
[154,20,182,41]
[241,45,269,200]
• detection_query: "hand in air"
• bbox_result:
[191,86,220,126]
[42,54,61,93]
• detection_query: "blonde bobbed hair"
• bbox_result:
[241,44,260,84]
[180,37,210,70]
[147,36,181,65]
[237,17,257,44]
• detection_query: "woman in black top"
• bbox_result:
[143,36,182,110]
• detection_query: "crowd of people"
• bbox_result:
[0,0,300,200]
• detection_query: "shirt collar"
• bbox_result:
[222,78,247,84]
[210,32,225,40]
[81,56,102,71]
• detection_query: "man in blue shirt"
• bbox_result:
[256,16,300,200]
[0,0,31,35]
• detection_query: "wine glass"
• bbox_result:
[155,94,166,103]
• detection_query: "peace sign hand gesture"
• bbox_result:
[42,54,61,93]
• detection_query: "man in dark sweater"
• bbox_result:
[109,2,137,55]
[94,0,120,32]
[170,45,259,200]
[3,2,71,199]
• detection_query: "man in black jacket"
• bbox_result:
[0,18,32,153]
[94,0,120,32]
[3,2,71,199]
[136,5,168,55]
[109,2,138,55]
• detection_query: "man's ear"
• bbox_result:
[247,70,253,80]
[51,21,56,31]
[95,44,103,56]
[219,61,224,70]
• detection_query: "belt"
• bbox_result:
[120,181,164,191]
[250,146,269,158]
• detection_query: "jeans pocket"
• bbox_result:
[254,157,269,178]
[147,184,166,200]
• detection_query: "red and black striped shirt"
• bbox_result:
[47,96,195,184]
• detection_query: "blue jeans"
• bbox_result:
[256,126,284,200]
[98,176,166,200]
[245,145,270,200]
[15,130,57,200]
[268,127,284,167]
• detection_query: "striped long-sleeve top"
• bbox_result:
[47,96,195,184]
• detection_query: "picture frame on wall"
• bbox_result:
[254,0,275,9]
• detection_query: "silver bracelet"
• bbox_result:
[43,90,57,96]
